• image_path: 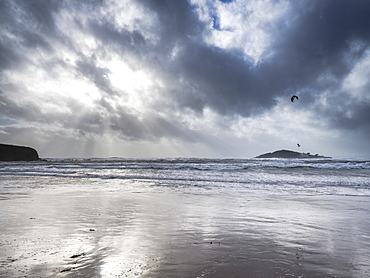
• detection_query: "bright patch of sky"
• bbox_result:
[191,0,290,62]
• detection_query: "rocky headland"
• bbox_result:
[256,149,331,159]
[0,143,40,161]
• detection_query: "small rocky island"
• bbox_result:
[0,143,40,161]
[256,149,331,159]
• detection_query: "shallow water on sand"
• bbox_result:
[1,181,369,277]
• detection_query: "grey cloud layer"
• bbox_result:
[150,0,370,134]
[1,0,370,143]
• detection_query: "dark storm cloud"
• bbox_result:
[0,0,58,70]
[138,0,370,131]
[276,0,370,135]
[136,0,269,114]
[0,42,21,70]
[17,0,60,33]
[333,100,370,132]
[86,21,147,54]
[174,44,270,115]
[268,0,370,87]
[139,0,204,45]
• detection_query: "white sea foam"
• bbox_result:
[0,158,369,196]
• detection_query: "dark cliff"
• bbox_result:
[0,144,40,161]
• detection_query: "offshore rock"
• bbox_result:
[0,143,40,161]
[256,149,331,159]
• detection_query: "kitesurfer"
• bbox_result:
[297,143,300,147]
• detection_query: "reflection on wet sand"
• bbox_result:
[1,187,370,277]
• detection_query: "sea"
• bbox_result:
[1,157,369,196]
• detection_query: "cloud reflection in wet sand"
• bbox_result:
[1,187,370,277]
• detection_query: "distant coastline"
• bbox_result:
[0,143,40,161]
[0,144,332,161]
[255,149,331,159]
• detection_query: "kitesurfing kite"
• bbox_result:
[297,143,300,147]
[291,95,299,102]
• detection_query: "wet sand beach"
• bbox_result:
[1,179,370,278]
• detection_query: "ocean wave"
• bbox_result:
[1,158,369,195]
[1,158,370,172]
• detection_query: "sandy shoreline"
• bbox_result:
[1,185,370,277]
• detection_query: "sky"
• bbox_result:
[1,0,370,158]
